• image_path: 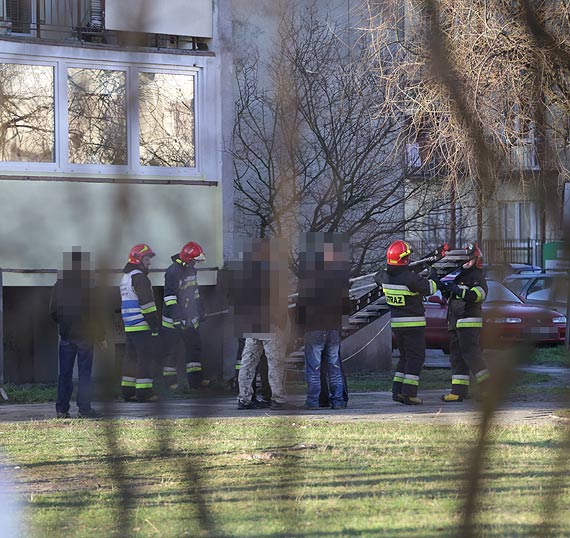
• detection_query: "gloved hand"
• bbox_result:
[173,319,187,330]
[442,281,460,297]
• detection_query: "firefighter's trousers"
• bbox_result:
[448,328,489,397]
[392,327,426,398]
[162,326,203,388]
[121,331,156,401]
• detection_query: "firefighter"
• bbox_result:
[440,243,489,402]
[378,240,439,405]
[161,241,208,390]
[120,244,160,402]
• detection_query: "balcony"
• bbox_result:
[0,0,100,40]
[0,0,212,44]
[506,141,541,172]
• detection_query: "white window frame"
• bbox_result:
[0,41,219,181]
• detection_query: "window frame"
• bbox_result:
[0,45,211,180]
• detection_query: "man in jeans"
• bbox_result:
[50,248,106,419]
[232,238,290,410]
[296,233,351,410]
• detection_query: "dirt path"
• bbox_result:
[0,389,567,425]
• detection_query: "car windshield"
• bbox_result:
[527,278,568,303]
[486,280,522,304]
[503,277,532,296]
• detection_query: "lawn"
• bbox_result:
[1,419,570,538]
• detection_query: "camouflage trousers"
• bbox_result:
[238,331,287,404]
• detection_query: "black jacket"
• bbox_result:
[49,271,105,342]
[163,255,203,328]
[447,266,487,330]
[378,265,437,328]
[296,261,351,332]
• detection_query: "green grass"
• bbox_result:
[1,419,570,537]
[529,347,570,367]
[3,383,57,403]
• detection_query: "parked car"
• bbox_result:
[502,273,568,314]
[483,263,542,281]
[423,280,567,351]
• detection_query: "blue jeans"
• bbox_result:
[304,330,344,407]
[56,339,94,414]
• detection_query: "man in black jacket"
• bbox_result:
[440,243,489,402]
[378,240,439,405]
[296,232,351,410]
[50,249,106,418]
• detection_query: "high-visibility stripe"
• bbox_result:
[235,364,241,370]
[136,382,153,389]
[452,375,470,386]
[121,376,136,387]
[125,324,151,332]
[123,314,144,322]
[186,361,202,373]
[457,317,483,328]
[164,295,177,302]
[139,301,155,310]
[165,299,177,306]
[457,285,468,299]
[163,367,177,376]
[140,305,157,314]
[476,369,490,383]
[391,316,426,328]
[403,374,420,386]
[429,279,438,295]
[382,284,419,296]
[471,286,486,302]
[121,308,141,314]
[162,320,175,328]
[393,371,405,383]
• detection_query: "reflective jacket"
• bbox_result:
[447,266,487,330]
[120,263,159,333]
[380,266,438,329]
[162,256,203,330]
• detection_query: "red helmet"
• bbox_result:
[128,244,156,265]
[464,242,483,269]
[179,241,206,263]
[387,240,412,266]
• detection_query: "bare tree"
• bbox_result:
[367,0,570,243]
[231,6,451,275]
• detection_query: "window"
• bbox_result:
[139,72,195,167]
[0,62,54,162]
[68,68,127,165]
[498,201,537,239]
[0,54,200,177]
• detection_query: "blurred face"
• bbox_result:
[141,255,152,270]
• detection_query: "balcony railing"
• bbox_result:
[0,0,101,40]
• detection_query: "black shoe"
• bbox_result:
[237,399,267,410]
[331,403,347,410]
[303,402,320,410]
[56,412,70,419]
[269,400,289,410]
[392,393,405,403]
[77,409,103,419]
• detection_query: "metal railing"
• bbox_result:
[0,0,99,40]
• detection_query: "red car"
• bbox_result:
[424,280,567,351]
